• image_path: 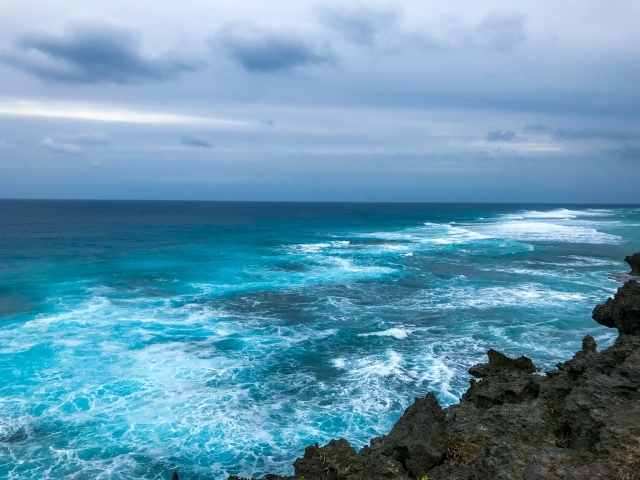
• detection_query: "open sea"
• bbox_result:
[1,201,639,480]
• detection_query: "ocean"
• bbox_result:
[1,201,639,479]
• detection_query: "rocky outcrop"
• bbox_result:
[228,264,640,480]
[369,392,447,477]
[626,252,640,275]
[468,348,538,377]
[593,279,640,334]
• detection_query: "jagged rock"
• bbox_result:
[289,438,410,480]
[625,252,640,275]
[171,471,179,480]
[468,348,537,378]
[369,392,447,478]
[581,334,597,353]
[593,280,640,334]
[461,369,542,409]
[293,439,359,479]
[356,446,411,480]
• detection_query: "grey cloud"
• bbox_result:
[524,124,639,140]
[181,133,212,148]
[475,14,527,51]
[1,24,199,84]
[552,127,638,141]
[523,124,552,133]
[40,138,83,155]
[71,133,110,145]
[412,13,526,53]
[318,6,399,45]
[219,27,331,72]
[486,130,516,142]
[608,144,640,160]
[0,139,16,149]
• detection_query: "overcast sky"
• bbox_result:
[0,0,639,202]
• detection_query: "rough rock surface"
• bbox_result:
[229,263,640,480]
[468,348,538,378]
[593,279,640,335]
[626,253,640,275]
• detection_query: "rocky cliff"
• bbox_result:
[224,260,640,480]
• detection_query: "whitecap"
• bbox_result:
[359,328,412,340]
[471,221,621,244]
[517,208,615,219]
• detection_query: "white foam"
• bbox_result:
[472,221,621,244]
[517,208,615,219]
[563,255,623,267]
[333,358,346,369]
[293,242,332,253]
[405,283,593,311]
[359,224,492,252]
[359,328,412,340]
[290,240,350,253]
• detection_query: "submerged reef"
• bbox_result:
[217,256,640,480]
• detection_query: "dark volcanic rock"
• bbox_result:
[370,392,447,477]
[291,438,410,480]
[229,261,640,480]
[468,348,538,378]
[593,280,640,334]
[626,252,640,275]
[294,439,359,479]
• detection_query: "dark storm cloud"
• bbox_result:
[219,27,331,72]
[486,130,516,142]
[1,24,200,84]
[524,124,640,141]
[318,6,399,45]
[181,133,212,148]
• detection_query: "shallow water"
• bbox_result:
[1,201,639,479]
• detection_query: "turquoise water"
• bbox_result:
[1,201,639,479]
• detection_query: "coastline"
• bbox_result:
[221,255,640,480]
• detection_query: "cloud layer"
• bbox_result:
[1,24,199,84]
[0,1,638,201]
[218,26,330,72]
[319,6,399,46]
[524,124,640,141]
[181,133,212,148]
[40,138,83,154]
[486,130,516,142]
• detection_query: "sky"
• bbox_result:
[0,0,639,202]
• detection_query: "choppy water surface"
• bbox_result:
[1,201,639,479]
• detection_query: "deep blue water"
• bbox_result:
[1,201,639,480]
